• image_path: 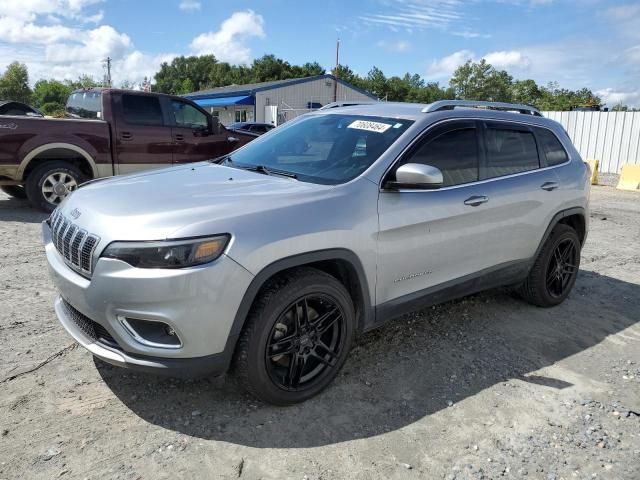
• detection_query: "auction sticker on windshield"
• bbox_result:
[347,120,392,133]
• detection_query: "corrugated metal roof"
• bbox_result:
[186,77,311,97]
[184,74,377,100]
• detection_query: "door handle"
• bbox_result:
[121,131,132,141]
[227,136,239,142]
[174,134,184,142]
[464,195,489,207]
[541,181,559,191]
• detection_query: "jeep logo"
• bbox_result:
[0,123,17,130]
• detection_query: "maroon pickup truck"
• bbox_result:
[0,88,256,211]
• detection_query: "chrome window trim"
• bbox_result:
[379,116,572,193]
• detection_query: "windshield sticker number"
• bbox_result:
[347,120,392,133]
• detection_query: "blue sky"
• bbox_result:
[1,1,639,106]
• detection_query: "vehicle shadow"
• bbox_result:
[0,195,48,223]
[98,270,639,448]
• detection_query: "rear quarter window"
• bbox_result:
[65,91,102,119]
[536,128,569,166]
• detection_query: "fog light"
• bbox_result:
[117,315,181,349]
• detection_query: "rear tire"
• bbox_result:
[233,267,355,405]
[0,185,27,199]
[519,224,581,307]
[25,161,86,213]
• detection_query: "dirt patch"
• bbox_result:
[1,186,639,479]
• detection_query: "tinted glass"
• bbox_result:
[65,91,102,119]
[227,115,413,185]
[122,95,163,126]
[536,128,569,166]
[405,128,479,187]
[171,101,208,129]
[484,128,539,179]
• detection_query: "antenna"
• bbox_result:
[333,38,340,102]
[103,56,112,88]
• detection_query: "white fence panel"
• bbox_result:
[542,111,640,173]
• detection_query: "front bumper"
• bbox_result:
[43,222,254,377]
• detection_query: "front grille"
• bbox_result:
[49,209,100,276]
[60,298,120,349]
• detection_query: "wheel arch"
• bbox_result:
[534,207,587,262]
[225,249,374,352]
[18,143,98,181]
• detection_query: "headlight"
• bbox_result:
[101,235,230,269]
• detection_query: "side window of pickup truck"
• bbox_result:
[122,95,164,126]
[171,101,208,130]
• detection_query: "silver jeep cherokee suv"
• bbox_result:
[43,100,590,405]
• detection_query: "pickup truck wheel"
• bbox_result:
[518,224,581,307]
[233,267,355,405]
[0,185,27,199]
[26,162,86,213]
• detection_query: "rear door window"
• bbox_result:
[483,126,539,179]
[535,128,569,166]
[122,95,164,126]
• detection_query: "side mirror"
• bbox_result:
[385,163,443,190]
[209,116,221,135]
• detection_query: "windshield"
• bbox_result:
[226,114,413,185]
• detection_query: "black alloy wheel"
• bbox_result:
[233,267,355,405]
[265,294,346,391]
[519,223,581,307]
[545,237,579,298]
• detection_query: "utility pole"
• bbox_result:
[333,38,340,102]
[103,56,112,87]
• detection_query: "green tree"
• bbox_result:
[32,79,73,114]
[511,79,542,107]
[450,60,513,102]
[155,55,218,94]
[0,62,32,103]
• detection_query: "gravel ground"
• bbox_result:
[0,185,639,480]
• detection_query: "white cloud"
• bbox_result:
[426,49,474,78]
[190,10,265,64]
[376,39,411,53]
[483,50,531,70]
[595,88,640,108]
[45,25,131,63]
[179,0,201,12]
[426,49,530,79]
[360,1,464,31]
[0,6,269,86]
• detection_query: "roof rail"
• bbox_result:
[422,100,542,117]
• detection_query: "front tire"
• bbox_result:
[0,185,27,199]
[519,224,581,307]
[25,161,86,212]
[233,267,355,405]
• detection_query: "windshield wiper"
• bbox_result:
[247,165,298,179]
[209,154,233,165]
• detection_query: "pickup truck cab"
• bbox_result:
[0,88,256,211]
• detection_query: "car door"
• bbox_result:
[475,120,562,264]
[169,99,235,164]
[377,120,497,306]
[113,93,174,175]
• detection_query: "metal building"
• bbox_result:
[184,74,377,126]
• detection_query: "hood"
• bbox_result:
[58,162,329,241]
